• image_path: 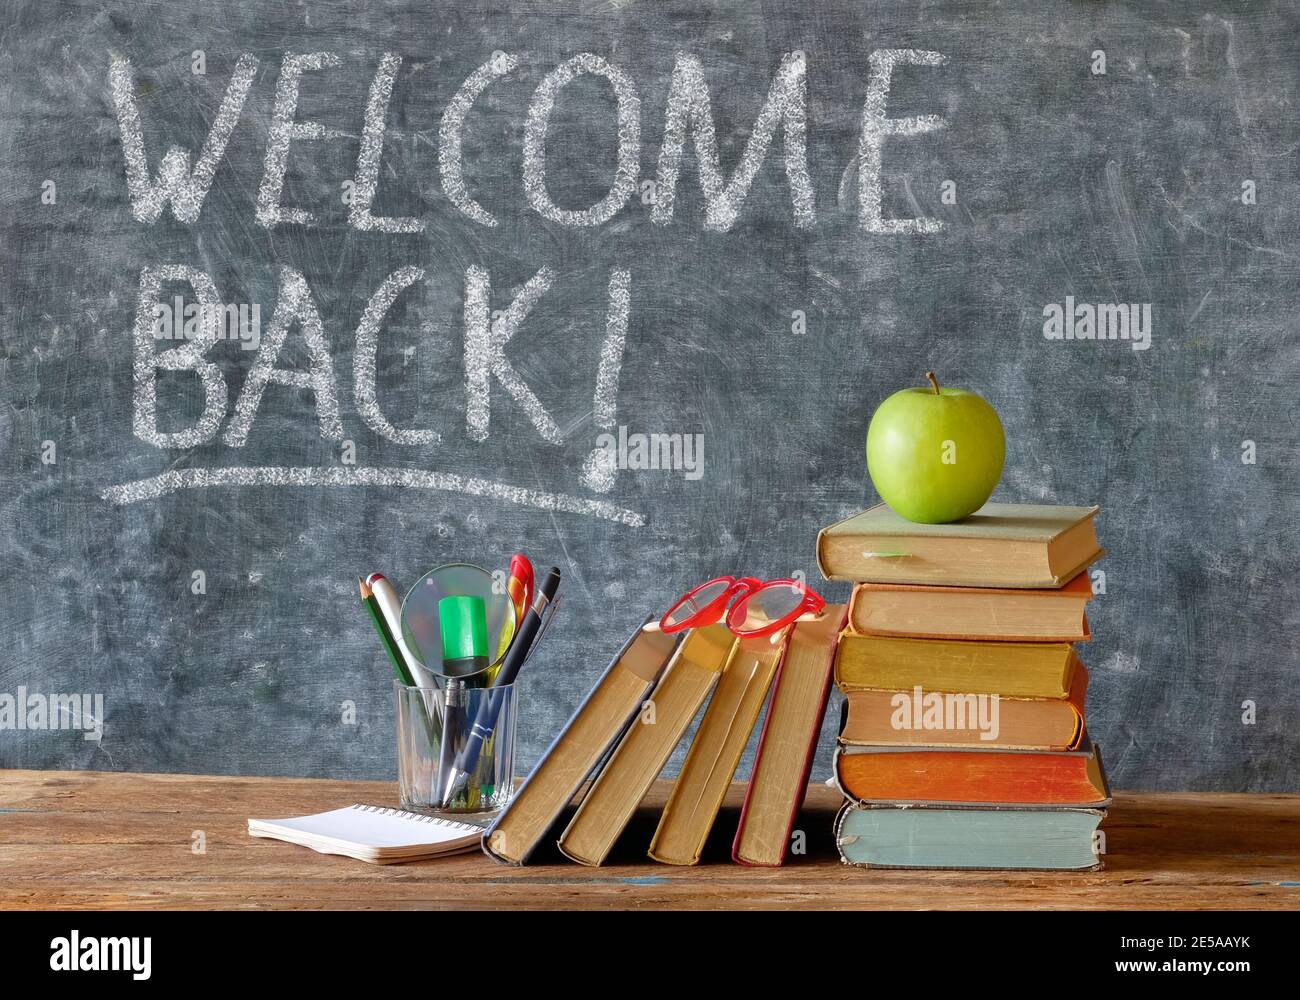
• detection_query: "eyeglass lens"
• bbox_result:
[729,582,806,633]
[664,578,732,629]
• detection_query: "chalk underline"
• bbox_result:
[101,466,646,527]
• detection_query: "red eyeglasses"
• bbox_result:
[659,576,826,639]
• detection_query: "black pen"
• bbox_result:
[439,567,560,807]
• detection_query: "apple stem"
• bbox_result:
[925,371,940,395]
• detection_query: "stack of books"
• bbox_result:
[483,609,844,867]
[816,502,1112,871]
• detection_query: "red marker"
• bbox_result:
[508,554,534,627]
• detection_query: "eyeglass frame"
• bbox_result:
[659,575,826,639]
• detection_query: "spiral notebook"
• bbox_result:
[248,805,483,864]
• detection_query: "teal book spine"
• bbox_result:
[835,802,1105,871]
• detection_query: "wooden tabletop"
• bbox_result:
[2,769,1298,910]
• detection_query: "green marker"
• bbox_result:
[438,594,489,677]
[434,594,489,806]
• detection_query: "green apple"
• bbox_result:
[866,372,1005,524]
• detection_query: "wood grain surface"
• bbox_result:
[2,770,1299,910]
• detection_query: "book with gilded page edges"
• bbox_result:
[847,572,1094,642]
[648,630,788,865]
[732,607,847,867]
[835,633,1081,699]
[834,738,1112,809]
[557,624,737,866]
[838,664,1087,751]
[482,617,680,866]
[817,502,1102,588]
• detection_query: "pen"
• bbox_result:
[440,567,560,806]
[480,591,561,800]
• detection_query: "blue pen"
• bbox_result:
[439,567,560,807]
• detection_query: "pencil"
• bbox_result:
[366,573,439,691]
[360,577,414,686]
[362,577,443,756]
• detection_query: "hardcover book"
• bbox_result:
[835,802,1105,871]
[848,572,1094,642]
[835,633,1081,699]
[557,624,737,866]
[482,618,680,866]
[837,665,1087,751]
[833,739,1112,808]
[648,630,788,865]
[732,606,847,867]
[817,502,1102,588]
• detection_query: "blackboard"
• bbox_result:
[2,0,1296,792]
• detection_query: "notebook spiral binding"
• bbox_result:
[352,804,481,832]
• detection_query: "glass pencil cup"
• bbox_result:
[395,679,518,819]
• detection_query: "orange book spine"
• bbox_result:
[836,748,1102,805]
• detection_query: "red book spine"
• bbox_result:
[732,606,847,866]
